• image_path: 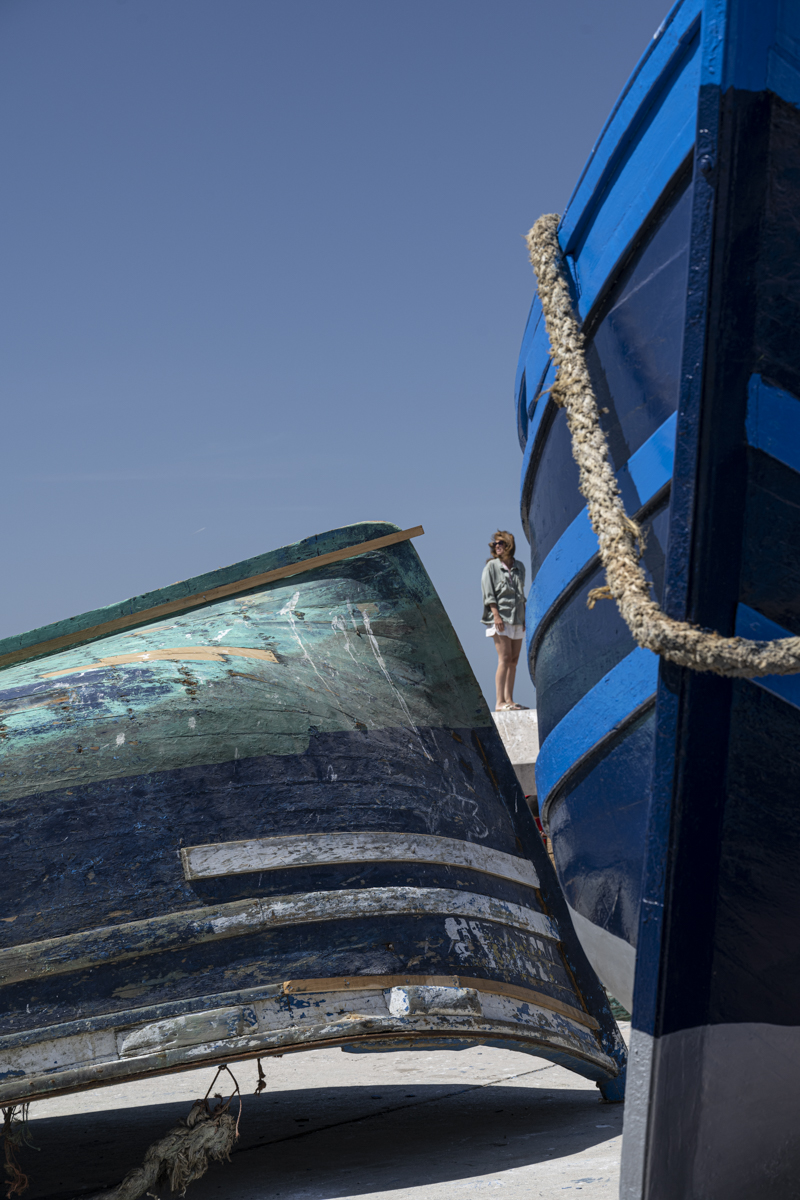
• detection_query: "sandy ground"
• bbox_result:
[12,1024,630,1200]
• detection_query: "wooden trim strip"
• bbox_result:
[282,974,599,1030]
[40,645,280,679]
[181,831,540,889]
[0,525,424,671]
[0,887,557,988]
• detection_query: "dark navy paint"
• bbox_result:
[735,603,800,710]
[533,505,669,742]
[585,176,692,470]
[193,862,543,909]
[713,680,800,1026]
[526,177,690,573]
[0,725,531,950]
[526,417,675,640]
[740,446,800,635]
[745,373,800,475]
[535,647,658,810]
[548,710,655,949]
[526,406,582,576]
[0,911,575,1035]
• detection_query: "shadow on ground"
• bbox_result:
[18,1079,622,1200]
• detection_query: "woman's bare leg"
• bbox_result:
[494,636,514,708]
[506,637,523,704]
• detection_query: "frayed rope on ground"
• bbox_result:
[526,212,800,677]
[84,1065,242,1200]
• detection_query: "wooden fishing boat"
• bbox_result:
[517,0,800,1194]
[0,522,625,1109]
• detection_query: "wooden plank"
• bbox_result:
[40,645,280,678]
[0,979,613,1109]
[180,831,540,889]
[0,525,424,671]
[0,886,557,987]
[283,974,599,1030]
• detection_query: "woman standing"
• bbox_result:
[481,531,527,712]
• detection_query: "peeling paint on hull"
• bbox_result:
[0,521,625,1103]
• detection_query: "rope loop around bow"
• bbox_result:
[526,212,800,677]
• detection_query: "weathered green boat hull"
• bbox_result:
[0,522,625,1103]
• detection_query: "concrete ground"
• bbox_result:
[16,1026,630,1200]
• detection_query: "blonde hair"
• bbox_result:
[488,530,516,561]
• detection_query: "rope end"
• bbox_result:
[587,586,613,610]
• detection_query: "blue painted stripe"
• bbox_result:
[519,369,557,538]
[527,509,597,634]
[519,388,556,529]
[624,411,677,498]
[768,41,800,109]
[535,646,659,805]
[562,0,701,251]
[735,603,800,710]
[526,413,677,638]
[523,314,552,409]
[768,6,800,109]
[700,0,727,86]
[530,360,556,421]
[570,31,699,319]
[721,0,776,92]
[746,374,800,475]
[515,298,542,403]
[708,0,800,109]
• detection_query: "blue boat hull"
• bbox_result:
[0,523,625,1105]
[517,1,800,1193]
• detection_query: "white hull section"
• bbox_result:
[566,903,636,1013]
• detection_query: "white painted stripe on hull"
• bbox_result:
[181,832,540,889]
[0,984,617,1106]
[0,887,556,986]
[566,903,636,1014]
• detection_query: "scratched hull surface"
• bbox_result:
[516,2,800,1195]
[0,522,624,1105]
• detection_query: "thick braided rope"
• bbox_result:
[85,1100,237,1200]
[526,212,800,677]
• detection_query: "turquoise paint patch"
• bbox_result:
[746,374,800,474]
[0,521,405,668]
[0,532,491,802]
[735,603,800,710]
[535,646,659,804]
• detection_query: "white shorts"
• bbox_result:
[486,622,525,640]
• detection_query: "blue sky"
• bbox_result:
[0,0,669,708]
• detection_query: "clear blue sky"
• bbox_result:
[0,0,669,709]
